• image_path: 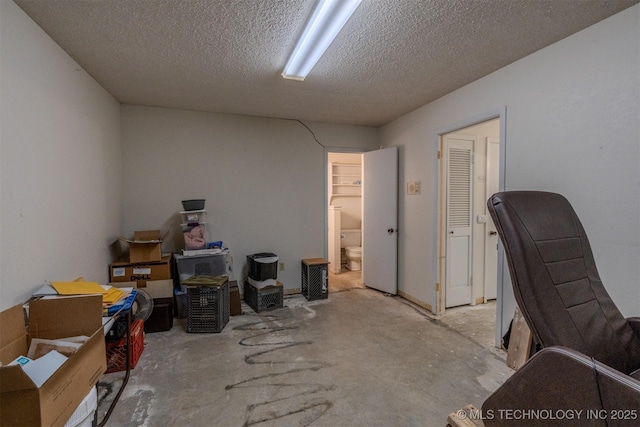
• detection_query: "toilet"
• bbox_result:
[341,229,362,271]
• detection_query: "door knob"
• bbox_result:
[489,231,497,236]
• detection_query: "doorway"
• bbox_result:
[325,147,399,295]
[437,114,504,347]
[327,151,364,292]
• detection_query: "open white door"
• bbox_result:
[362,147,398,294]
[444,135,474,308]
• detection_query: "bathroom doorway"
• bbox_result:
[327,151,365,292]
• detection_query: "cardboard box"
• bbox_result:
[143,279,173,299]
[119,230,168,264]
[109,256,172,288]
[142,280,174,333]
[0,296,106,427]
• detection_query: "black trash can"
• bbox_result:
[247,253,278,281]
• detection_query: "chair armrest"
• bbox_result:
[482,346,640,426]
[627,317,640,339]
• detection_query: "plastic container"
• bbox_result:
[247,253,278,281]
[105,319,145,373]
[64,386,97,427]
[182,223,208,250]
[180,209,207,224]
[182,199,205,211]
[175,252,230,282]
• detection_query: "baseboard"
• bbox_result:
[398,290,433,313]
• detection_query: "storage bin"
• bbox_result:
[182,223,208,250]
[244,281,283,313]
[105,319,145,373]
[301,258,329,301]
[175,252,231,282]
[182,199,205,211]
[247,253,278,281]
[183,275,230,333]
[180,209,207,224]
[144,297,174,333]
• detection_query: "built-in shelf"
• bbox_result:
[330,162,362,200]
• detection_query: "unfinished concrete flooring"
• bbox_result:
[98,288,512,426]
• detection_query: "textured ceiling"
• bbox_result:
[14,0,639,127]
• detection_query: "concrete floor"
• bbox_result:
[97,287,512,426]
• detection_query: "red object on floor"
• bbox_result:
[105,319,144,373]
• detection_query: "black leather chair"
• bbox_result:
[481,191,640,426]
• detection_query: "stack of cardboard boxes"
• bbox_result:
[110,230,174,333]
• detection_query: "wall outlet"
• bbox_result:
[279,262,285,271]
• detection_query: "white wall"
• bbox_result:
[120,106,378,292]
[0,1,122,310]
[381,5,640,324]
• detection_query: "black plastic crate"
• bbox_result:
[301,258,329,301]
[247,253,278,281]
[185,277,230,333]
[244,281,283,313]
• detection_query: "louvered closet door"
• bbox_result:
[445,136,474,308]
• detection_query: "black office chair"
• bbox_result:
[481,191,640,426]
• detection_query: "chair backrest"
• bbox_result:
[488,191,640,374]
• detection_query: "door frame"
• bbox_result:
[434,107,507,348]
[483,137,501,301]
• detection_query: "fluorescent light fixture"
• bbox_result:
[282,0,362,81]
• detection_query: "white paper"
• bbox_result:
[32,284,59,296]
[22,350,67,387]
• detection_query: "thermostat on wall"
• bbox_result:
[407,181,421,195]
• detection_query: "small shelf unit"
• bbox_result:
[330,162,362,200]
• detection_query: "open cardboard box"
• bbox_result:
[119,230,169,264]
[0,295,106,427]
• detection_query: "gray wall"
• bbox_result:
[380,5,640,329]
[120,106,378,291]
[0,1,122,310]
